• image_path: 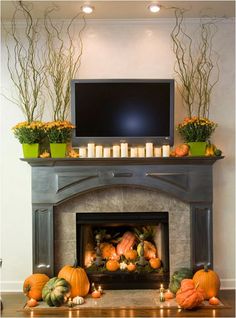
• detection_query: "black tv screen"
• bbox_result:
[71,79,174,146]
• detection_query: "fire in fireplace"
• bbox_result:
[76,212,169,289]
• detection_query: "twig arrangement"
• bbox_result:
[171,8,219,118]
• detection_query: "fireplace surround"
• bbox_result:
[22,156,222,287]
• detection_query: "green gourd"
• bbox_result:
[42,277,70,307]
[169,268,193,294]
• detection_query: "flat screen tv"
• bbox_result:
[71,79,174,146]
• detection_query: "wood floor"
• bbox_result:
[1,290,235,317]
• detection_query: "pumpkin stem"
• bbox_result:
[195,282,199,289]
[204,264,209,272]
[73,258,78,268]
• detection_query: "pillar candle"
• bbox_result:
[79,147,87,158]
[113,145,120,158]
[146,142,153,157]
[87,143,95,158]
[103,147,111,158]
[162,145,170,157]
[95,145,103,158]
[154,147,162,157]
[120,143,128,157]
[138,147,145,157]
[130,147,138,158]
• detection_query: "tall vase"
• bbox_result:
[22,143,39,158]
[50,143,67,158]
[188,142,207,156]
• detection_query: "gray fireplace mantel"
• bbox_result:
[22,156,223,277]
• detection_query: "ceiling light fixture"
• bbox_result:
[81,5,94,14]
[148,4,161,13]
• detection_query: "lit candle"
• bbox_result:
[120,143,128,157]
[130,147,138,158]
[162,145,170,157]
[98,285,103,294]
[154,147,162,157]
[79,146,87,158]
[146,142,153,157]
[209,296,220,305]
[95,145,103,158]
[113,145,120,158]
[160,283,165,293]
[92,290,101,298]
[87,143,95,158]
[138,147,145,157]
[103,147,111,158]
[159,291,165,302]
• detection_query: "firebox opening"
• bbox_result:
[76,212,169,289]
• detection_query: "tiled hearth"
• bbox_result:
[54,187,191,276]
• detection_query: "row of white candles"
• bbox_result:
[79,143,170,158]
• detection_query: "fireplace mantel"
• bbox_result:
[22,156,223,276]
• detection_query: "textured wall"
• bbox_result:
[54,186,190,275]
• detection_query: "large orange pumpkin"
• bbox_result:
[193,265,220,299]
[58,260,90,298]
[176,279,205,309]
[23,273,49,300]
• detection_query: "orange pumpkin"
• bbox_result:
[23,273,49,300]
[116,232,136,256]
[193,265,220,299]
[100,243,116,259]
[175,144,189,157]
[209,297,220,305]
[58,260,90,298]
[127,263,136,272]
[106,259,120,272]
[176,279,205,309]
[124,249,138,261]
[26,298,38,307]
[149,257,161,269]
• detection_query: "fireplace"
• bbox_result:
[23,156,222,288]
[76,211,169,289]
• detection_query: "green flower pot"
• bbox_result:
[50,143,67,158]
[188,142,207,156]
[22,143,39,158]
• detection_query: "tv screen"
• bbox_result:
[71,79,174,146]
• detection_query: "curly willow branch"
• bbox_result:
[44,8,86,121]
[170,8,219,118]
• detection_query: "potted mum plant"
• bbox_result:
[12,122,46,158]
[177,117,217,156]
[45,121,75,158]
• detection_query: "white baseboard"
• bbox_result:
[1,279,235,292]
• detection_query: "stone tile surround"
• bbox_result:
[54,186,191,276]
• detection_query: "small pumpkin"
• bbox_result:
[92,290,101,298]
[42,277,70,307]
[164,290,174,300]
[176,279,205,309]
[149,257,161,269]
[209,297,220,306]
[137,241,156,260]
[26,298,38,307]
[124,249,138,261]
[106,259,120,272]
[192,265,220,299]
[175,144,189,157]
[72,296,85,305]
[100,243,116,259]
[58,260,90,297]
[127,263,136,272]
[23,273,50,300]
[116,231,136,256]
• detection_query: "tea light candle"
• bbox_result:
[138,147,145,157]
[120,143,128,157]
[98,285,103,294]
[130,147,138,158]
[103,147,111,158]
[146,142,153,157]
[79,147,87,158]
[162,145,170,157]
[159,291,165,302]
[87,143,95,158]
[154,147,162,157]
[95,145,103,158]
[113,145,120,158]
[92,290,101,298]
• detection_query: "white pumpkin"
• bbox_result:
[72,296,85,305]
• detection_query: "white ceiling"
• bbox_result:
[1,1,235,20]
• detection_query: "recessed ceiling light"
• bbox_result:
[148,4,161,13]
[81,5,94,14]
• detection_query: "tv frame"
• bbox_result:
[71,79,174,146]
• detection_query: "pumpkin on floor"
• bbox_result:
[176,279,205,309]
[193,265,220,299]
[169,268,193,294]
[23,273,49,300]
[42,277,70,307]
[58,260,90,298]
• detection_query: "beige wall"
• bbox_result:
[1,18,235,291]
